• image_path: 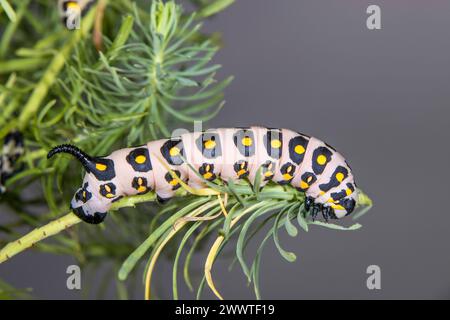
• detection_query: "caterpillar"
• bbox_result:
[0,131,24,194]
[58,0,96,27]
[47,127,358,224]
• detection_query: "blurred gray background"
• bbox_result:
[1,0,450,299]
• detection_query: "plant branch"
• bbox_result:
[17,3,98,130]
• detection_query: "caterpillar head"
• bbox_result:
[70,178,109,224]
[48,144,112,224]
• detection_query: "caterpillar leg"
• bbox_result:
[156,194,171,204]
[323,206,337,220]
[304,196,337,221]
[311,205,320,221]
[305,196,314,212]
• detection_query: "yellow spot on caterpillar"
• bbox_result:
[241,137,252,147]
[294,145,305,154]
[96,163,107,171]
[105,185,111,193]
[204,140,216,149]
[169,179,179,186]
[327,198,334,203]
[264,171,273,177]
[203,172,213,180]
[106,193,114,198]
[300,181,309,189]
[205,164,211,171]
[306,176,313,183]
[286,165,293,173]
[331,204,345,211]
[67,2,80,10]
[135,155,146,164]
[283,173,292,180]
[319,191,325,195]
[237,169,247,176]
[336,172,345,182]
[82,191,86,200]
[317,155,327,165]
[271,139,282,148]
[138,186,147,193]
[138,177,143,185]
[346,188,352,196]
[240,162,246,169]
[169,147,180,157]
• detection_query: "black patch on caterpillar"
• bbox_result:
[72,206,107,224]
[330,190,346,202]
[263,129,283,159]
[331,183,355,202]
[61,16,69,27]
[347,182,356,193]
[233,160,249,179]
[288,135,309,165]
[87,158,116,181]
[157,195,170,204]
[161,139,184,165]
[196,132,222,159]
[279,162,296,185]
[347,183,356,193]
[4,130,24,151]
[311,146,333,175]
[75,183,92,203]
[319,166,349,192]
[126,148,152,172]
[261,160,275,181]
[342,198,356,215]
[199,163,216,181]
[132,176,151,195]
[233,129,255,157]
[99,182,117,199]
[165,170,182,190]
[297,172,317,191]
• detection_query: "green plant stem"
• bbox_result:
[0,189,161,264]
[0,58,47,74]
[0,0,17,22]
[17,5,98,130]
[0,73,18,127]
[0,72,16,104]
[0,0,30,58]
[196,0,235,18]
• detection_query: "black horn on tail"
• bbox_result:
[47,144,94,171]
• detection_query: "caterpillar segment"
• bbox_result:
[58,0,96,26]
[0,131,25,194]
[47,127,358,224]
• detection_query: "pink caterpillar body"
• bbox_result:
[48,127,358,224]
